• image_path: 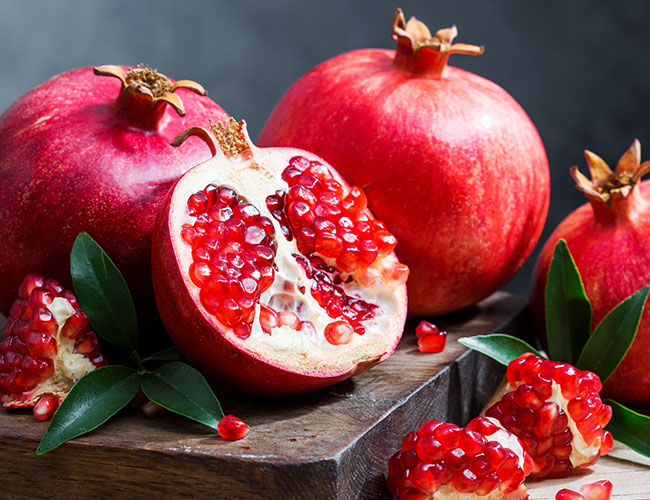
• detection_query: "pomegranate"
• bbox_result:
[415,321,447,353]
[0,64,228,323]
[530,140,650,404]
[152,118,408,396]
[259,8,550,316]
[484,353,612,478]
[555,480,613,500]
[218,414,249,441]
[387,416,534,499]
[0,274,105,420]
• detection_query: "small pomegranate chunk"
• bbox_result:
[0,274,104,419]
[555,480,613,500]
[387,416,533,499]
[485,353,613,478]
[218,414,249,441]
[415,321,447,353]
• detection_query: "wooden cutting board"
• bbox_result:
[2,292,646,499]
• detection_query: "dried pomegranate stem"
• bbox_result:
[391,8,484,78]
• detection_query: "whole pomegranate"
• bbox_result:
[259,9,550,316]
[1,274,105,421]
[531,140,650,404]
[152,118,408,395]
[0,65,228,323]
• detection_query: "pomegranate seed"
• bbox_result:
[218,414,249,440]
[417,332,447,353]
[415,436,443,462]
[433,422,461,448]
[18,274,44,299]
[74,331,101,359]
[60,311,90,340]
[324,321,353,345]
[555,490,586,500]
[408,463,441,492]
[33,394,59,421]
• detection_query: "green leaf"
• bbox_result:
[140,361,224,431]
[458,334,543,366]
[70,232,138,352]
[605,399,650,458]
[577,286,649,383]
[143,346,184,363]
[37,366,139,454]
[545,239,592,364]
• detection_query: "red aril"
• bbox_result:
[0,65,228,324]
[259,8,549,316]
[555,480,613,500]
[152,118,408,396]
[484,353,612,478]
[415,320,447,353]
[218,414,249,441]
[530,141,650,404]
[0,274,105,420]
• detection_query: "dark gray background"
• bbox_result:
[1,1,649,297]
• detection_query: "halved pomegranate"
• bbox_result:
[152,118,408,395]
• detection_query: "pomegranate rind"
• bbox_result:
[152,131,407,396]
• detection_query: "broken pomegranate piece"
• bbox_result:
[484,353,612,478]
[0,274,105,420]
[387,416,533,499]
[152,118,408,396]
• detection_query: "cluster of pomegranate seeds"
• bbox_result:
[266,156,398,274]
[218,414,249,441]
[293,254,378,341]
[555,480,612,500]
[0,274,105,419]
[415,321,447,353]
[387,416,533,499]
[486,353,613,478]
[182,184,278,338]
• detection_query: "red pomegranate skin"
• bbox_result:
[259,15,550,316]
[531,180,650,405]
[0,67,228,320]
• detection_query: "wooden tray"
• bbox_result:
[0,291,593,499]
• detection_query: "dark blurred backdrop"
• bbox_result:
[1,0,649,297]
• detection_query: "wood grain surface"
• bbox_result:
[2,292,646,499]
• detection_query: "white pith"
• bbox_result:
[432,418,528,500]
[4,297,96,406]
[168,145,406,375]
[489,381,600,468]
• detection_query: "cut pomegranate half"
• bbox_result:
[0,274,105,419]
[152,118,408,396]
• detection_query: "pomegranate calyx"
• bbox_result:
[570,140,650,222]
[94,64,208,126]
[171,118,254,162]
[392,8,483,77]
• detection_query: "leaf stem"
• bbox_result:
[132,350,145,372]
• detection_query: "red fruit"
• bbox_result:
[0,275,104,420]
[555,480,612,500]
[0,65,228,325]
[485,353,612,478]
[259,8,549,316]
[415,321,447,353]
[218,414,249,441]
[152,118,408,396]
[387,416,532,499]
[531,141,650,404]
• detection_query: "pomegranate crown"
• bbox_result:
[171,117,252,160]
[391,8,484,59]
[570,139,650,204]
[94,64,207,116]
